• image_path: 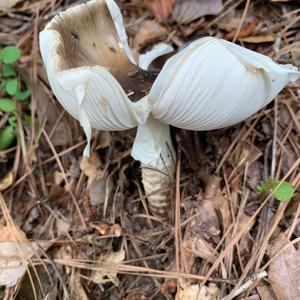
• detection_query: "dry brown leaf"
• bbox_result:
[291,49,300,65]
[98,131,112,148]
[80,152,103,180]
[0,225,27,242]
[91,249,125,285]
[89,177,112,206]
[257,283,277,300]
[173,0,223,24]
[133,20,167,50]
[0,226,49,287]
[145,0,176,23]
[214,195,231,233]
[218,10,240,31]
[241,34,275,43]
[185,234,216,262]
[55,217,71,236]
[176,280,220,300]
[236,211,254,254]
[268,234,300,300]
[240,296,260,300]
[183,221,216,271]
[0,0,23,11]
[225,19,257,41]
[36,81,71,147]
[192,199,221,243]
[93,223,122,237]
[124,293,147,300]
[70,271,89,300]
[0,171,13,192]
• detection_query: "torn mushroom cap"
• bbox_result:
[40,0,156,154]
[149,37,300,131]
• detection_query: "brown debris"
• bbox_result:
[267,234,300,300]
[173,0,223,25]
[80,151,103,180]
[145,0,176,23]
[133,20,168,49]
[0,0,23,12]
[225,19,258,41]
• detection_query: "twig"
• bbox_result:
[221,271,267,300]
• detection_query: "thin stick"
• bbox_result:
[233,0,251,43]
[42,129,86,228]
[175,157,181,274]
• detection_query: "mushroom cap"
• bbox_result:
[149,37,300,130]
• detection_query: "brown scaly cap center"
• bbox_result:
[50,0,158,102]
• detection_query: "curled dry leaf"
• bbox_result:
[183,222,216,272]
[268,234,300,300]
[0,171,13,192]
[0,0,23,12]
[91,248,125,285]
[173,0,223,24]
[176,280,220,300]
[145,0,176,23]
[192,199,221,243]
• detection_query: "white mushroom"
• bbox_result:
[40,0,300,219]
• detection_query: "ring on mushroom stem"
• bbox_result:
[40,0,300,220]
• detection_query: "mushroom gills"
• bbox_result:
[50,0,158,102]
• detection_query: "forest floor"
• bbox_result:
[0,0,300,299]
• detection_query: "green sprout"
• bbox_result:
[0,45,31,150]
[257,176,295,202]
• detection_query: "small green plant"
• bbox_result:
[0,45,31,150]
[257,176,295,202]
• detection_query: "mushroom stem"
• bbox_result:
[132,115,175,219]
